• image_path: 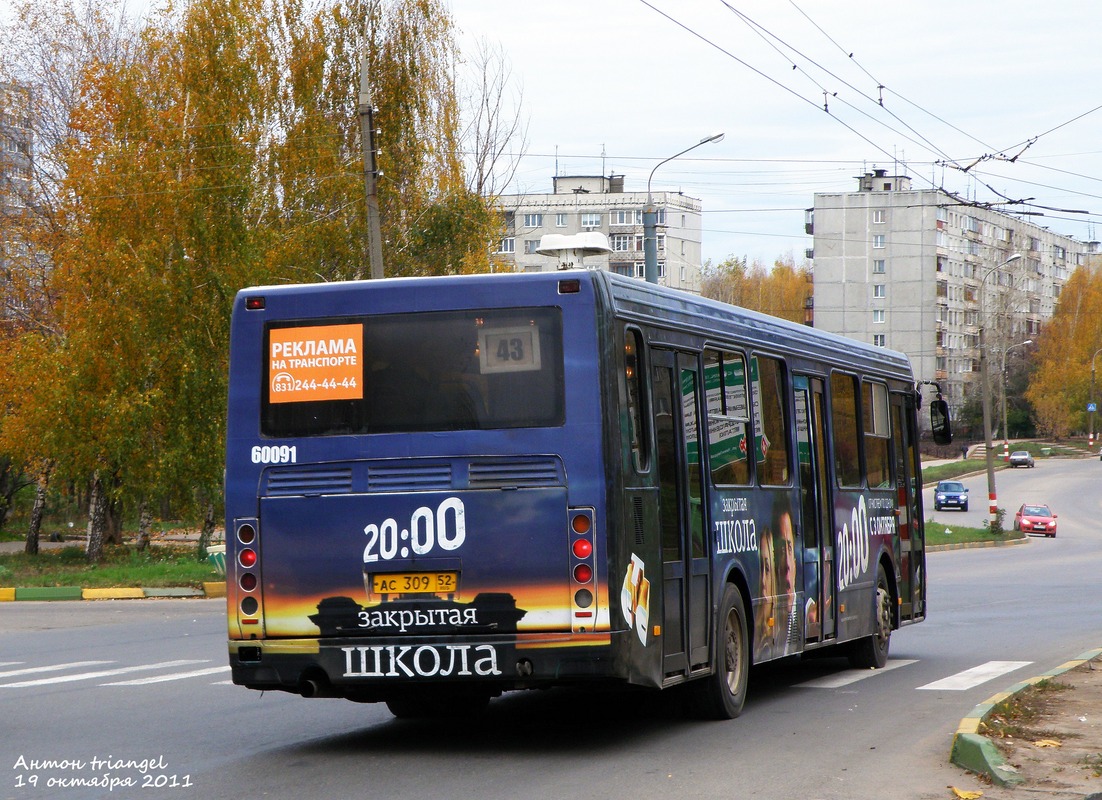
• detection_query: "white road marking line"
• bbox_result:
[0,660,113,679]
[796,658,918,688]
[103,666,230,686]
[917,660,1033,691]
[0,660,208,688]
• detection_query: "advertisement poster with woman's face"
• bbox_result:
[756,502,799,658]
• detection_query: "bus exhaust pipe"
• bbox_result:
[299,675,337,698]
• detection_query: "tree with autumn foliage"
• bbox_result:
[0,0,143,554]
[701,253,813,324]
[1024,261,1102,439]
[0,0,502,560]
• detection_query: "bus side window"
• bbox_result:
[830,373,862,488]
[862,382,891,488]
[623,328,649,471]
[751,355,790,486]
[704,349,751,486]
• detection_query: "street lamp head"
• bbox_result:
[981,252,1024,287]
[647,131,726,200]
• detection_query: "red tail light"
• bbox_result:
[569,508,596,632]
[233,519,263,636]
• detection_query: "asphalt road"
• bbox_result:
[2,458,1099,800]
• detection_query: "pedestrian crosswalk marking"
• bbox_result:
[0,657,1045,694]
[103,665,230,686]
[796,658,918,689]
[0,660,207,688]
[0,661,112,680]
[917,660,1032,691]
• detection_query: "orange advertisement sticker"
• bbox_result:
[269,324,363,403]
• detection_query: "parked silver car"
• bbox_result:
[1008,450,1035,468]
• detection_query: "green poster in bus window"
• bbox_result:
[680,370,700,466]
[748,357,770,463]
[703,357,749,471]
[794,381,811,466]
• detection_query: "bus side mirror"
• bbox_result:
[930,398,952,445]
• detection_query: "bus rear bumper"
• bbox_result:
[229,633,618,699]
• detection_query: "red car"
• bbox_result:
[1015,503,1058,537]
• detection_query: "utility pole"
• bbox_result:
[358,57,385,280]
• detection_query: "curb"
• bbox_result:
[950,648,1102,786]
[928,536,1028,553]
[0,582,226,601]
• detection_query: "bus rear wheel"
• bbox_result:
[690,583,749,719]
[849,564,892,669]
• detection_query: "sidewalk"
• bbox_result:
[951,648,1102,791]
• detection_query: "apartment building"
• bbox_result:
[493,175,706,293]
[1,82,35,328]
[0,82,33,214]
[809,170,1093,419]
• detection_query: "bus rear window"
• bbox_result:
[261,308,564,436]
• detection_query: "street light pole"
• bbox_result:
[1000,338,1032,460]
[979,253,1021,530]
[1090,347,1102,448]
[644,132,724,284]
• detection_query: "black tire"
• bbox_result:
[385,688,490,719]
[689,583,749,719]
[934,503,941,511]
[849,564,892,669]
[962,502,968,512]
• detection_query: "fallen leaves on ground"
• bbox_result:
[950,787,983,799]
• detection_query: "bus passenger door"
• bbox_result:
[794,376,835,642]
[892,392,924,620]
[652,350,711,676]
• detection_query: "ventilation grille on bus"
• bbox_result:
[265,468,353,496]
[367,464,453,492]
[632,496,645,547]
[262,458,563,496]
[468,458,563,488]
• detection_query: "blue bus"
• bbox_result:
[224,270,945,719]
